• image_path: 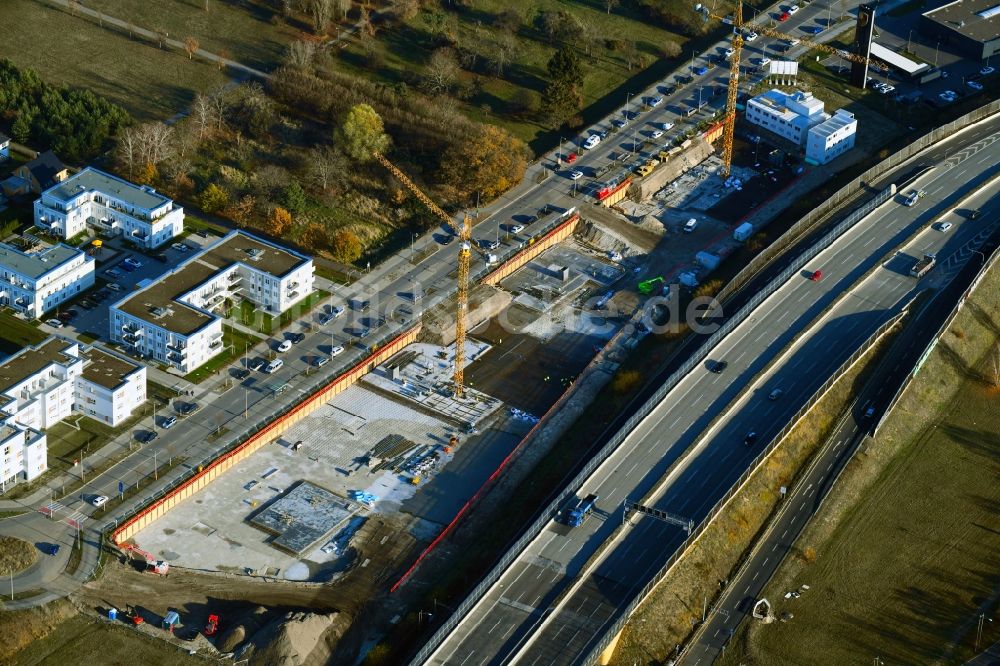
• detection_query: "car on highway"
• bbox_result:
[683,218,698,233]
[709,360,729,374]
[981,66,995,76]
[768,388,784,401]
[864,403,875,418]
[692,65,708,76]
[651,129,664,139]
[509,223,525,234]
[161,415,177,429]
[648,96,663,107]
[902,189,923,206]
[312,356,330,368]
[967,80,983,91]
[288,332,306,344]
[91,495,109,508]
[136,430,158,444]
[46,318,63,328]
[277,340,293,353]
[810,269,823,281]
[779,10,790,20]
[744,431,759,446]
[936,221,953,232]
[330,345,345,356]
[583,135,601,150]
[788,3,799,12]
[569,170,584,180]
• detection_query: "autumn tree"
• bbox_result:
[184,36,200,59]
[265,206,293,236]
[199,183,230,213]
[337,103,390,162]
[330,229,363,263]
[116,123,174,179]
[286,40,317,68]
[438,124,528,201]
[300,222,329,251]
[227,194,257,227]
[662,39,682,58]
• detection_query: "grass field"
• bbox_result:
[0,309,47,354]
[0,0,228,121]
[184,324,263,383]
[335,0,688,146]
[720,265,1000,665]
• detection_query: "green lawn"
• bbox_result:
[0,0,228,121]
[233,290,330,335]
[0,309,47,355]
[183,324,263,383]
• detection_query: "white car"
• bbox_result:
[683,218,698,233]
[46,318,63,328]
[612,118,629,129]
[91,495,109,508]
[510,223,525,234]
[330,345,345,356]
[661,121,675,131]
[759,57,772,67]
[649,96,663,107]
[980,66,994,76]
[967,80,983,90]
[123,257,143,268]
[651,129,664,139]
[725,47,735,58]
[569,171,584,180]
[938,92,956,102]
[583,135,601,150]
[788,38,800,46]
[277,340,293,353]
[788,4,799,12]
[107,282,123,292]
[171,243,189,252]
[745,31,758,42]
[936,221,953,232]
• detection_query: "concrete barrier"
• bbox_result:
[111,325,421,545]
[481,213,580,286]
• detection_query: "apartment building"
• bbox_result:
[0,241,95,318]
[806,110,858,165]
[109,231,314,373]
[34,167,184,249]
[0,338,145,485]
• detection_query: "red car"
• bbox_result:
[566,152,577,164]
[810,270,823,281]
[779,11,790,20]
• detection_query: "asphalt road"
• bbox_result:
[679,187,1000,665]
[424,119,1000,664]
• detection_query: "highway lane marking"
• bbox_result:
[488,619,503,634]
[762,557,769,566]
[772,543,779,552]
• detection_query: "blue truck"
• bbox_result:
[566,494,599,527]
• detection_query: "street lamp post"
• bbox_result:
[907,29,914,54]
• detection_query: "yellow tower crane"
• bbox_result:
[372,153,477,398]
[699,3,887,177]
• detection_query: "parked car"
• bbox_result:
[330,345,345,356]
[569,170,584,180]
[249,358,266,372]
[312,356,330,368]
[510,223,525,234]
[161,415,177,429]
[745,31,758,42]
[105,268,122,278]
[981,66,995,76]
[651,130,664,139]
[331,305,345,318]
[967,80,984,91]
[107,283,123,292]
[936,221,953,232]
[154,253,169,263]
[90,495,109,508]
[79,299,95,310]
[45,544,60,556]
[123,257,143,269]
[583,135,602,150]
[277,340,293,353]
[233,368,251,380]
[119,262,135,273]
[692,65,709,76]
[288,332,306,344]
[46,318,63,328]
[788,3,799,12]
[648,96,663,107]
[725,47,735,58]
[172,243,189,252]
[804,25,823,34]
[779,11,790,20]
[683,218,698,233]
[264,359,284,373]
[178,401,200,416]
[136,430,158,444]
[760,57,772,67]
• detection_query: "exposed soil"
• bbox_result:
[0,535,36,573]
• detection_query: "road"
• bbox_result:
[679,181,1000,664]
[423,118,1000,664]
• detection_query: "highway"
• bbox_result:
[423,118,1000,665]
[679,179,1000,665]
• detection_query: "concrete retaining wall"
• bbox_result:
[481,213,581,285]
[111,325,421,545]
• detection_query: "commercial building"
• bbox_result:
[34,167,184,249]
[806,110,858,165]
[0,338,146,485]
[920,0,1000,60]
[110,231,314,373]
[0,241,95,318]
[746,89,857,164]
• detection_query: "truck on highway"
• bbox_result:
[565,493,599,527]
[910,253,937,278]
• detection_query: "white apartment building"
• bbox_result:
[745,89,829,146]
[0,338,146,485]
[109,231,315,373]
[806,110,858,165]
[0,241,95,319]
[33,167,184,249]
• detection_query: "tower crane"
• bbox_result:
[372,153,487,398]
[697,2,887,177]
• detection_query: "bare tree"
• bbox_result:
[185,36,200,59]
[333,0,351,21]
[217,48,230,71]
[286,40,317,68]
[662,39,682,58]
[116,127,140,180]
[605,0,619,14]
[359,7,375,38]
[209,89,228,131]
[390,0,419,21]
[310,0,333,34]
[307,147,345,191]
[490,33,515,77]
[126,20,135,38]
[424,48,460,94]
[191,93,217,141]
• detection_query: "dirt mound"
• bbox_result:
[217,605,269,652]
[237,610,349,666]
[0,535,36,573]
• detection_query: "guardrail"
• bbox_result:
[714,99,1000,306]
[411,183,895,663]
[583,307,908,666]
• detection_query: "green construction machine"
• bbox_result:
[637,276,665,295]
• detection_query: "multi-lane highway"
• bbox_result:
[423,116,1000,665]
[680,176,1000,665]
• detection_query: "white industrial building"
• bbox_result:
[745,89,857,164]
[33,167,184,249]
[0,338,146,485]
[0,241,95,319]
[109,231,314,373]
[806,110,858,165]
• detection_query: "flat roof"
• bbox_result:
[80,346,142,390]
[43,167,171,211]
[0,242,83,280]
[0,338,75,396]
[811,110,856,138]
[114,231,310,336]
[923,0,1000,42]
[870,43,929,75]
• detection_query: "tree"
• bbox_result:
[227,194,257,227]
[493,8,522,33]
[542,46,585,124]
[191,93,216,141]
[337,103,390,162]
[300,222,329,251]
[155,28,168,49]
[184,36,200,59]
[217,48,230,71]
[282,181,307,214]
[489,33,515,77]
[309,0,333,34]
[307,146,345,191]
[265,206,293,236]
[423,48,459,94]
[390,0,419,21]
[438,124,528,201]
[547,44,583,87]
[286,40,317,68]
[605,0,619,14]
[199,184,230,213]
[10,114,30,143]
[330,229,363,263]
[135,162,158,186]
[333,0,351,20]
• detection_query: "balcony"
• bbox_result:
[131,229,148,239]
[287,281,299,289]
[228,273,242,283]
[121,323,140,334]
[286,291,299,301]
[122,333,139,344]
[167,352,184,363]
[166,343,186,355]
[209,339,223,350]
